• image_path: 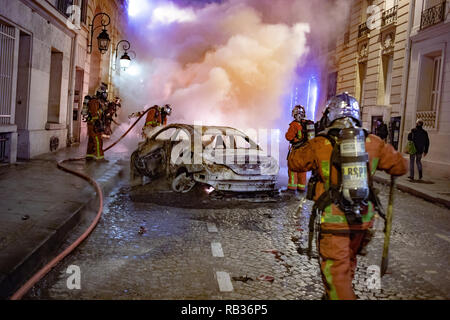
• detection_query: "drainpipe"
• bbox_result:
[66,32,78,146]
[398,0,416,152]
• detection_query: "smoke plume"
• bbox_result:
[116,0,351,126]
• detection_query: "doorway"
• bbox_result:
[371,115,383,135]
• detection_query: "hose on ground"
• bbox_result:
[103,107,151,152]
[10,106,152,300]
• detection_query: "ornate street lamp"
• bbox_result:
[88,12,111,54]
[114,40,135,71]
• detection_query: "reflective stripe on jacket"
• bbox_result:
[144,106,164,128]
[88,99,102,123]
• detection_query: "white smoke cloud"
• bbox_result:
[117,1,312,127]
[112,0,352,157]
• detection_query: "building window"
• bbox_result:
[57,0,74,18]
[0,20,15,125]
[382,0,398,26]
[357,62,368,106]
[430,55,442,112]
[379,55,393,106]
[416,51,443,128]
[327,72,337,100]
[343,21,350,47]
[81,0,88,24]
[47,49,64,124]
[359,0,372,38]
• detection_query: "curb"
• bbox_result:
[372,175,450,209]
[0,160,124,299]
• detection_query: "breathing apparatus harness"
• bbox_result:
[287,119,315,159]
[82,95,108,134]
[304,127,386,259]
[81,95,92,122]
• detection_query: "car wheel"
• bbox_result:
[171,172,196,193]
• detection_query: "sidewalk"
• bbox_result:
[0,144,126,299]
[373,171,450,209]
[280,166,450,209]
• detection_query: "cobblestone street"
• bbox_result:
[26,174,450,300]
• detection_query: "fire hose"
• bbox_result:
[10,107,152,300]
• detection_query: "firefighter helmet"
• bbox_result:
[292,105,306,121]
[322,93,361,127]
[163,104,172,116]
[96,83,108,101]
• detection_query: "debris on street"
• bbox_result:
[257,275,275,283]
[138,226,146,235]
[232,276,254,283]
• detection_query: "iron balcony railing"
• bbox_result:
[382,5,398,26]
[358,22,369,38]
[421,0,446,30]
[416,111,437,129]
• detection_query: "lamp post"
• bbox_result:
[88,12,111,54]
[114,40,134,71]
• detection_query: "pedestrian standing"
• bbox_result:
[407,119,430,180]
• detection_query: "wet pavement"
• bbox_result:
[25,170,450,300]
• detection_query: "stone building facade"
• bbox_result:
[403,0,450,178]
[0,0,128,162]
[322,0,450,177]
[321,0,409,146]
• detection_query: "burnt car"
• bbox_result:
[130,124,279,193]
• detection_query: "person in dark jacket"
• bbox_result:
[375,120,388,141]
[407,119,430,180]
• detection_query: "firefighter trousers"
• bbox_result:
[86,124,104,160]
[288,169,307,191]
[319,231,366,300]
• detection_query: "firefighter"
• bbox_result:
[103,97,121,137]
[285,105,314,192]
[288,93,407,300]
[129,104,172,138]
[86,84,108,161]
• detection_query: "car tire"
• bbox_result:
[171,172,196,193]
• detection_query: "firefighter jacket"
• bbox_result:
[87,98,104,133]
[285,119,314,145]
[288,134,407,231]
[144,106,166,128]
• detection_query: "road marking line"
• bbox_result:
[207,222,218,233]
[211,242,224,257]
[435,233,450,243]
[216,271,233,292]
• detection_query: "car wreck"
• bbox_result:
[130,124,279,193]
